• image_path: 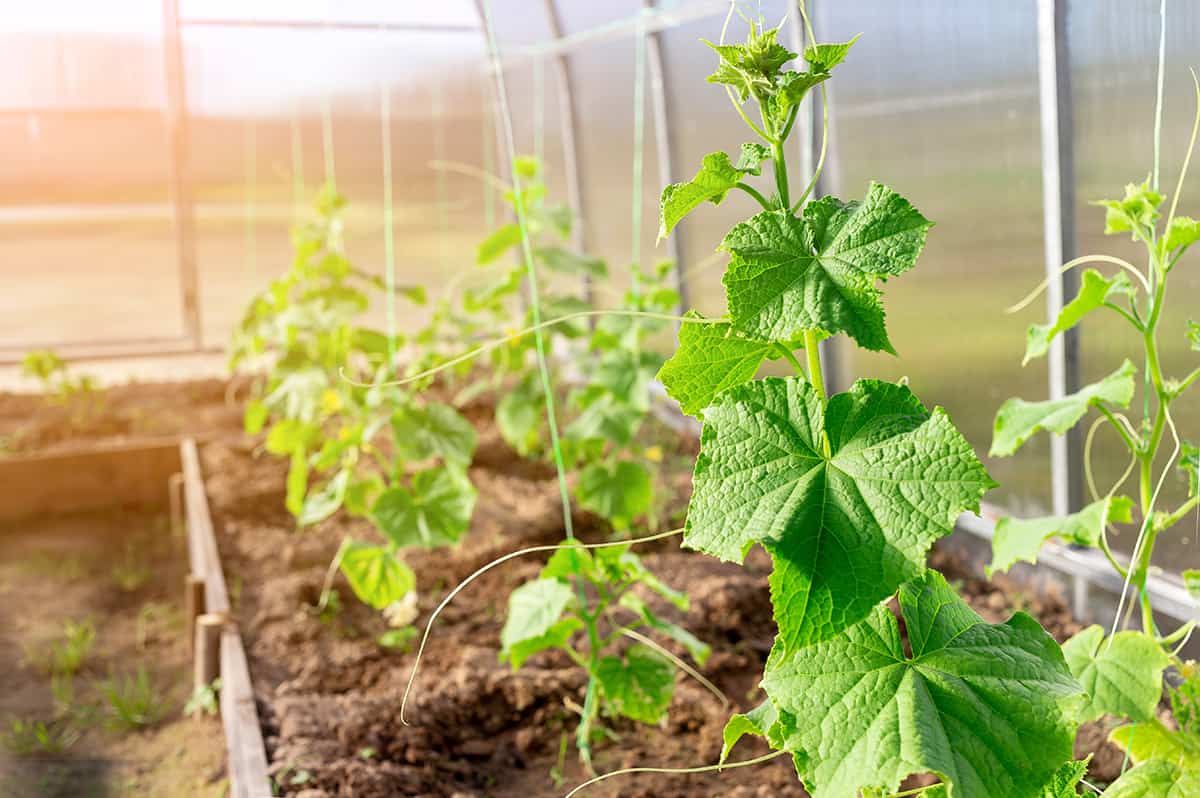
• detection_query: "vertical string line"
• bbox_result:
[630,9,648,301]
[533,55,545,165]
[1152,0,1167,191]
[290,102,305,216]
[482,78,496,230]
[322,95,337,190]
[478,0,575,543]
[381,80,397,374]
[432,86,450,270]
[244,118,257,284]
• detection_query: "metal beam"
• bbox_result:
[162,0,202,348]
[178,18,479,34]
[643,0,686,313]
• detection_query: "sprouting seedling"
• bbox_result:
[986,21,1200,787]
[569,2,1088,796]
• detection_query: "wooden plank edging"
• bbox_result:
[179,438,272,798]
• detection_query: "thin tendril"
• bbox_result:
[1171,622,1196,656]
[398,528,683,725]
[562,750,788,798]
[427,159,511,193]
[1006,256,1150,314]
[339,311,717,389]
[617,628,729,709]
[1165,68,1200,240]
[790,0,827,212]
[1152,0,1167,191]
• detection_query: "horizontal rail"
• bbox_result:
[180,18,479,34]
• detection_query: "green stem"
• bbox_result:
[734,182,774,211]
[1156,494,1200,533]
[1102,301,1144,332]
[1096,404,1140,455]
[804,331,827,403]
[771,139,790,210]
[775,344,806,376]
[1175,366,1200,397]
[1158,619,1196,647]
[576,673,598,774]
[1098,533,1130,580]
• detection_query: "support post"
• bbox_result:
[1037,0,1085,616]
[194,612,223,690]
[162,0,202,348]
[186,574,206,655]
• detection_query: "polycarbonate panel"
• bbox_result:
[178,0,479,28]
[1070,0,1200,568]
[179,26,489,343]
[818,0,1048,512]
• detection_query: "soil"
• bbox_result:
[0,509,226,797]
[2,380,1130,797]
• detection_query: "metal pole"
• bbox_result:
[1037,0,1086,618]
[541,0,592,304]
[789,0,843,393]
[644,0,687,314]
[162,0,201,348]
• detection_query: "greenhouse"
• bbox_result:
[1,0,1198,796]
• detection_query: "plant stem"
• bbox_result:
[804,331,826,403]
[1156,494,1200,533]
[734,182,774,211]
[776,344,806,377]
[772,139,791,210]
[576,673,598,775]
[1176,366,1200,397]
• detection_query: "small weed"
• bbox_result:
[184,678,221,718]
[1,716,81,755]
[98,665,171,732]
[23,618,96,677]
[377,627,417,652]
[112,543,152,592]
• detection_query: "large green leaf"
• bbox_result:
[535,246,607,278]
[1061,626,1169,723]
[722,183,932,353]
[686,377,994,649]
[338,541,415,610]
[658,144,770,239]
[1108,722,1200,798]
[370,467,477,549]
[762,571,1081,798]
[988,495,1133,576]
[1024,269,1132,363]
[476,223,522,264]
[576,460,652,529]
[991,360,1137,457]
[499,578,576,668]
[391,402,477,467]
[595,643,675,724]
[656,311,775,417]
[496,371,543,456]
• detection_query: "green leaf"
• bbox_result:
[1024,269,1133,364]
[803,36,860,72]
[1164,215,1200,253]
[265,419,319,456]
[477,223,522,264]
[500,578,576,667]
[761,571,1081,798]
[1189,320,1200,352]
[1184,569,1200,601]
[564,394,644,447]
[1094,177,1164,239]
[595,643,675,724]
[720,699,779,764]
[777,70,832,111]
[285,449,309,517]
[988,495,1134,576]
[1105,758,1200,798]
[244,400,269,435]
[1040,759,1091,798]
[535,246,607,278]
[370,467,477,549]
[991,359,1137,456]
[344,475,384,517]
[540,543,598,582]
[722,183,933,353]
[703,25,795,101]
[338,541,415,610]
[496,371,543,456]
[658,147,769,239]
[1182,441,1199,498]
[391,403,477,467]
[298,469,351,526]
[656,311,775,417]
[1111,720,1200,763]
[576,460,652,529]
[686,377,994,649]
[1061,626,1169,723]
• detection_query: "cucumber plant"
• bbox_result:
[988,70,1200,795]
[652,15,1087,797]
[230,184,478,616]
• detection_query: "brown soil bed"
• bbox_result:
[3,379,1124,796]
[0,509,225,797]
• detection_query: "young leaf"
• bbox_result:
[722,183,933,353]
[988,495,1134,576]
[1039,759,1091,798]
[595,643,675,724]
[266,419,319,456]
[658,146,770,240]
[1110,719,1200,763]
[243,399,269,435]
[391,403,477,467]
[720,699,779,764]
[344,475,384,517]
[656,311,775,417]
[500,578,577,668]
[686,377,994,649]
[535,246,607,278]
[576,460,652,529]
[761,571,1081,798]
[803,35,861,73]
[299,469,351,526]
[496,372,543,456]
[1104,758,1200,798]
[703,25,795,100]
[1024,269,1133,364]
[338,541,415,610]
[477,223,523,264]
[370,468,477,549]
[1164,215,1200,253]
[1189,320,1200,352]
[1061,626,1170,723]
[1094,178,1164,239]
[991,359,1137,457]
[1185,569,1200,601]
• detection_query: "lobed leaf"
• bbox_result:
[656,311,775,417]
[722,183,932,353]
[391,403,477,467]
[535,246,607,278]
[720,699,779,764]
[988,495,1133,576]
[1108,721,1200,797]
[1061,626,1169,723]
[370,467,477,549]
[1105,759,1200,798]
[595,643,675,724]
[658,146,770,240]
[1094,178,1164,239]
[686,377,994,649]
[338,541,415,610]
[803,36,860,73]
[1023,269,1133,364]
[991,359,1137,457]
[761,571,1081,798]
[1165,215,1200,253]
[500,578,577,668]
[703,25,795,101]
[576,460,653,529]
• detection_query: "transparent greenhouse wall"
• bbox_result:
[180,24,489,344]
[0,1,183,347]
[1070,0,1200,568]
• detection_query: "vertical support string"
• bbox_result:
[533,54,545,165]
[482,76,496,230]
[322,95,337,190]
[630,9,648,301]
[290,102,305,216]
[244,118,257,284]
[381,81,398,374]
[432,86,450,270]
